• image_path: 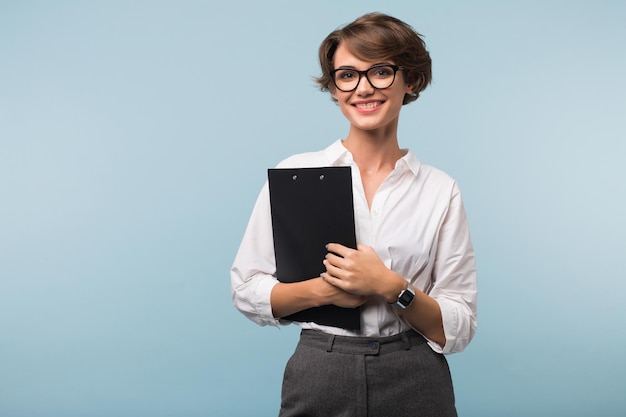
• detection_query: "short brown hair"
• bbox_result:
[315,12,432,105]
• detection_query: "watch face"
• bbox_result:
[399,289,414,306]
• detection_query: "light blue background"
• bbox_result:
[1,1,625,416]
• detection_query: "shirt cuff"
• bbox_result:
[252,276,282,327]
[437,298,474,354]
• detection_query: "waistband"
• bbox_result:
[299,329,427,356]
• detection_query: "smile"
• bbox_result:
[353,101,384,110]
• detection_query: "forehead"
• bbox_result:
[333,43,391,69]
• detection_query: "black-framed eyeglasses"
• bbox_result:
[331,64,404,92]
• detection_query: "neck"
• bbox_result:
[343,125,403,175]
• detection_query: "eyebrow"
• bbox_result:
[334,62,394,70]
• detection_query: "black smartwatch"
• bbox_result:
[395,285,415,309]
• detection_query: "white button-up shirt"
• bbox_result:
[231,140,477,354]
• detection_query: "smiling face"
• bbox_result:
[331,44,414,134]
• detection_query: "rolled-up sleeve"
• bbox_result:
[429,183,478,354]
[230,183,282,327]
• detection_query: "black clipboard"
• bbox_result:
[268,166,361,330]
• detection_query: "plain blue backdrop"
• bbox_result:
[1,1,625,416]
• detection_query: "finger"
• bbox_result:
[321,271,346,290]
[326,242,352,257]
[323,259,344,279]
[324,252,347,269]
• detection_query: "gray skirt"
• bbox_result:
[279,329,457,417]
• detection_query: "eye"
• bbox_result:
[370,66,394,78]
[336,70,357,80]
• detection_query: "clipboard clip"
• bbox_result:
[291,174,326,180]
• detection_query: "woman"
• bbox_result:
[231,12,477,417]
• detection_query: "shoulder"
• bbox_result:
[415,163,461,197]
[404,149,456,189]
[419,163,455,184]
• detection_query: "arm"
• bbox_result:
[270,277,368,319]
[231,183,281,326]
[323,244,446,345]
[231,183,367,325]
[322,183,477,353]
[427,184,477,354]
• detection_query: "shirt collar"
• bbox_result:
[323,140,354,165]
[324,139,421,176]
[398,148,421,176]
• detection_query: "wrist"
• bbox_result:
[309,277,330,307]
[311,276,346,307]
[393,285,415,309]
[382,271,409,304]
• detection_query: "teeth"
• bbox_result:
[355,101,381,109]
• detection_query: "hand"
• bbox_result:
[314,277,369,309]
[322,243,404,301]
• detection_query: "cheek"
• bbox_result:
[337,102,353,120]
[332,88,347,102]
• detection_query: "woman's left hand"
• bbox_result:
[322,243,404,301]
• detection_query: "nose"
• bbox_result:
[355,73,375,95]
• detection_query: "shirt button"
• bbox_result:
[372,209,380,217]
